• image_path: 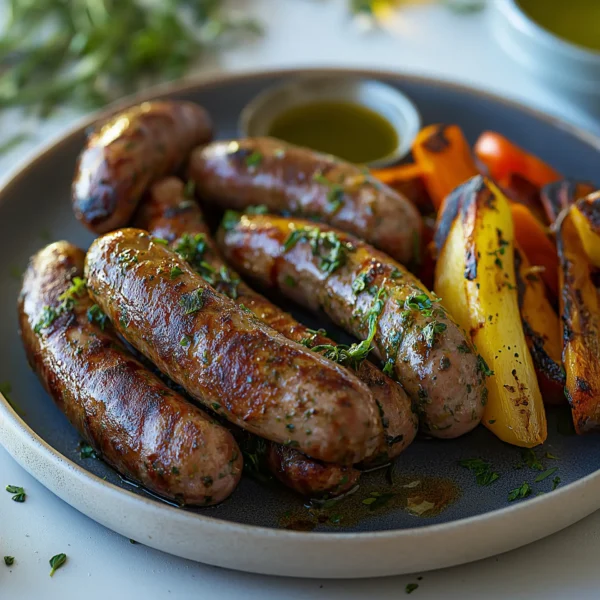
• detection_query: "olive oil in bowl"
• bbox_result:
[268,101,399,165]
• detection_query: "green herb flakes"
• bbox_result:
[534,467,558,483]
[49,553,67,577]
[508,482,532,502]
[5,485,26,503]
[179,289,205,315]
[79,442,97,460]
[87,304,108,330]
[552,476,561,491]
[245,151,263,169]
[458,458,499,486]
[406,583,419,594]
[170,266,184,279]
[4,556,14,566]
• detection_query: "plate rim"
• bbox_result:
[1,66,600,547]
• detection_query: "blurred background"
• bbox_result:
[0,0,598,176]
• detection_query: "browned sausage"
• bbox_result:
[135,177,417,465]
[85,229,382,465]
[73,101,212,233]
[18,242,241,505]
[188,137,422,265]
[219,214,487,438]
[135,178,361,496]
[265,444,360,497]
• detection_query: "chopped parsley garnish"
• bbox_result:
[552,476,561,490]
[313,171,345,213]
[245,204,269,215]
[245,151,262,169]
[35,276,88,334]
[221,210,242,231]
[477,354,494,377]
[179,289,205,315]
[180,335,191,347]
[458,458,499,486]
[382,361,394,377]
[404,293,432,313]
[79,442,97,460]
[422,320,447,349]
[49,553,67,577]
[508,482,532,502]
[173,233,207,268]
[362,491,395,511]
[4,556,14,566]
[311,285,386,370]
[283,227,354,274]
[406,583,419,594]
[87,304,108,330]
[520,448,543,471]
[170,266,184,279]
[351,272,370,295]
[457,343,471,354]
[153,237,169,245]
[534,467,558,483]
[5,485,26,503]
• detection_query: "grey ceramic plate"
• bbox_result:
[1,69,600,579]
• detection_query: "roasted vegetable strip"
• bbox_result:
[434,176,547,447]
[510,203,559,299]
[540,179,596,223]
[219,214,486,439]
[135,177,417,467]
[514,247,565,405]
[556,208,600,433]
[571,191,600,268]
[412,124,478,210]
[474,131,561,188]
[370,163,434,214]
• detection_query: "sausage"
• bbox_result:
[135,178,361,496]
[265,444,360,497]
[135,177,417,465]
[73,101,212,234]
[188,137,422,265]
[85,229,382,465]
[218,214,487,438]
[18,242,241,506]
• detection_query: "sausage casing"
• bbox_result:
[188,137,422,265]
[85,229,382,465]
[18,242,241,505]
[135,177,417,465]
[73,101,212,233]
[219,214,487,438]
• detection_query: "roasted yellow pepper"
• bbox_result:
[571,191,600,268]
[434,176,547,447]
[556,207,600,434]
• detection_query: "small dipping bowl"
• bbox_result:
[490,0,600,116]
[239,76,421,168]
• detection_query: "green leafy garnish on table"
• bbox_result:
[458,458,499,486]
[508,482,532,502]
[6,484,26,503]
[49,553,67,577]
[4,556,15,566]
[0,0,261,117]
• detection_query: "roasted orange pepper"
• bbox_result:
[475,131,561,189]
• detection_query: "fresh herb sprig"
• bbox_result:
[0,1,261,117]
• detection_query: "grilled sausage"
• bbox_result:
[188,137,422,265]
[135,178,361,496]
[73,101,212,233]
[18,242,241,505]
[265,444,360,497]
[135,177,417,466]
[85,229,382,465]
[219,214,487,438]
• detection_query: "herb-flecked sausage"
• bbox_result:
[18,242,241,505]
[218,214,488,438]
[135,177,361,496]
[73,101,212,233]
[134,177,417,466]
[188,137,422,265]
[85,229,382,465]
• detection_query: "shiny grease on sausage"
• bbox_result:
[18,242,241,505]
[73,101,212,233]
[135,177,417,465]
[135,177,361,496]
[188,137,422,265]
[219,214,487,439]
[85,228,382,465]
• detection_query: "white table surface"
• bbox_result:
[1,1,600,598]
